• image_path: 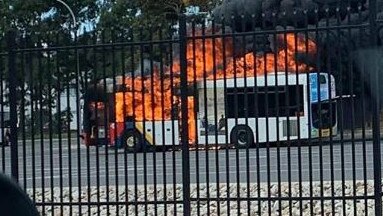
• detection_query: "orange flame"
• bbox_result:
[114,33,316,143]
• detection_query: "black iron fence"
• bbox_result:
[1,1,383,215]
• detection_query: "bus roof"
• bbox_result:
[197,72,331,89]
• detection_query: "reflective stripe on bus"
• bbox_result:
[135,122,154,145]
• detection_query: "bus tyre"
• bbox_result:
[123,130,142,152]
[230,125,254,148]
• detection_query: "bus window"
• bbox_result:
[225,85,304,118]
[319,74,327,84]
[89,102,107,126]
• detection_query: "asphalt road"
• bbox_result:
[0,137,381,188]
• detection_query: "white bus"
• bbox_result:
[87,72,337,150]
[197,72,337,147]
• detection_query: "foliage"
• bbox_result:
[23,107,72,135]
[0,0,99,34]
[96,0,221,31]
[0,0,220,86]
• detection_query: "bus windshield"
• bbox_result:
[88,102,107,126]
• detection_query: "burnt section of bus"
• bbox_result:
[82,85,109,146]
[82,80,185,149]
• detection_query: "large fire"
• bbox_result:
[114,32,316,143]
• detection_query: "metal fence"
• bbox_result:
[0,1,383,216]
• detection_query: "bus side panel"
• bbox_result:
[277,116,309,142]
[198,118,260,144]
[198,117,310,145]
[197,118,259,144]
[108,122,123,147]
[224,118,275,144]
[142,121,180,146]
[111,121,180,147]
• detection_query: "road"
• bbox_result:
[0,138,381,188]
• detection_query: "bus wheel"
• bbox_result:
[230,125,254,148]
[123,130,142,152]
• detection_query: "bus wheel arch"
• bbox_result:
[230,125,254,148]
[122,129,143,152]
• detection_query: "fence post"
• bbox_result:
[7,30,19,182]
[368,0,382,215]
[179,14,191,216]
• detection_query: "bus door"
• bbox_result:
[309,73,337,138]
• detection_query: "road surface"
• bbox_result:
[0,137,381,188]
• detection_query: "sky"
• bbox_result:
[40,2,203,36]
[40,1,98,36]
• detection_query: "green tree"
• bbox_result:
[89,0,221,81]
[0,0,101,135]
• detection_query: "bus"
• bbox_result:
[81,72,337,150]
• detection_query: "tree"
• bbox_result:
[90,0,221,81]
[96,0,222,31]
[0,0,99,35]
[0,0,101,135]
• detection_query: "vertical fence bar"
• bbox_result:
[168,31,177,216]
[28,33,37,203]
[335,9,346,215]
[179,15,191,216]
[7,30,18,182]
[138,27,148,216]
[1,52,5,173]
[46,32,54,216]
[55,32,64,215]
[369,0,382,215]
[157,25,167,216]
[74,30,82,216]
[20,35,27,191]
[358,15,369,215]
[371,47,382,215]
[190,18,200,216]
[201,18,210,216]
[211,17,221,216]
[37,33,45,216]
[101,29,110,216]
[148,26,158,216]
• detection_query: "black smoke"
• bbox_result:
[211,0,383,129]
[212,0,369,31]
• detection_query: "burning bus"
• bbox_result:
[81,33,337,150]
[81,76,182,149]
[81,72,337,150]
